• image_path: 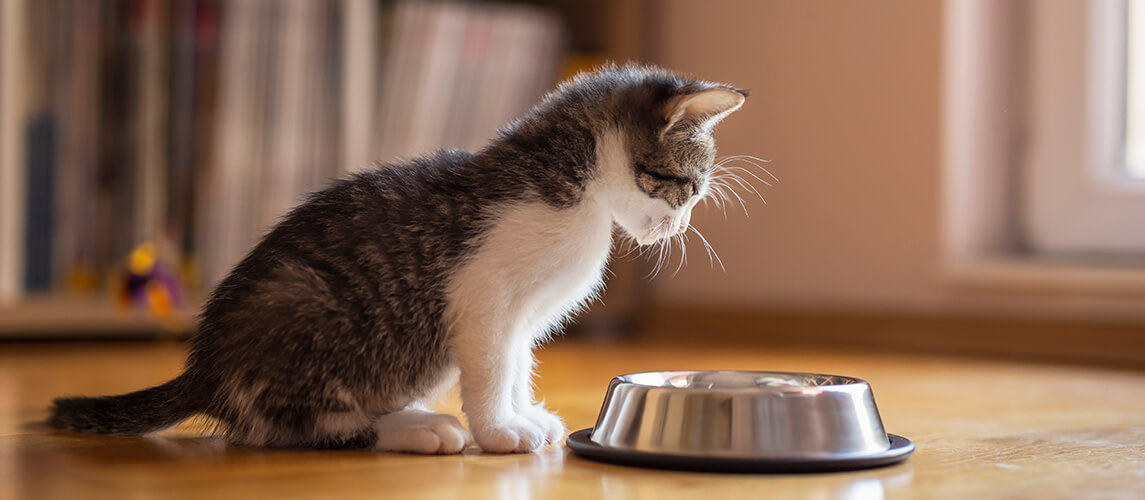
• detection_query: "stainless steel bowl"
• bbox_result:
[568,371,914,472]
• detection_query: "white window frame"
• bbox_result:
[1126,0,1145,177]
[942,0,1145,296]
[1025,0,1145,254]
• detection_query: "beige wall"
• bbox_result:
[643,0,1144,322]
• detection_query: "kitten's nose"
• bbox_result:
[677,226,687,234]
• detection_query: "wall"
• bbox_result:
[642,0,1145,322]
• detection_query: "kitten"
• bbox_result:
[49,64,747,454]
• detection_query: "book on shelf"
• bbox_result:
[0,0,566,318]
[0,0,28,304]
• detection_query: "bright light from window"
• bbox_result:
[1128,0,1145,178]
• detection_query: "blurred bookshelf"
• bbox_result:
[0,0,656,338]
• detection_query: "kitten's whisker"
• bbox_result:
[713,155,739,167]
[642,250,656,279]
[698,234,715,267]
[703,193,726,218]
[617,239,641,260]
[713,174,758,210]
[668,235,677,274]
[720,156,778,183]
[690,225,717,270]
[645,238,667,280]
[709,179,732,196]
[719,165,776,194]
[635,244,652,261]
[705,182,725,201]
[705,184,731,217]
[656,240,669,279]
[713,155,746,168]
[720,164,773,187]
[720,172,767,206]
[714,180,750,217]
[712,194,727,217]
[708,179,737,203]
[715,157,772,181]
[721,154,772,164]
[628,241,642,259]
[689,224,725,272]
[671,233,689,277]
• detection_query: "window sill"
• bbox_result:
[941,257,1145,296]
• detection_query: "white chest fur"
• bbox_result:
[445,129,634,343]
[445,196,614,343]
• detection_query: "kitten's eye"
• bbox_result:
[637,165,690,185]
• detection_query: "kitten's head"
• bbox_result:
[598,70,747,246]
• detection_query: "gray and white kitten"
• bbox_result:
[50,64,747,454]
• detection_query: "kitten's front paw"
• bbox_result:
[472,415,548,454]
[519,404,567,446]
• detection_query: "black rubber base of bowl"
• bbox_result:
[566,428,914,474]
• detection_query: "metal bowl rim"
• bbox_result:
[611,370,871,394]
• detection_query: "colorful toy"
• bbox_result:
[114,241,184,318]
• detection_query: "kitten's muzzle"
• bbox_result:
[636,216,679,245]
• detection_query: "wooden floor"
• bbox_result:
[1,340,1143,499]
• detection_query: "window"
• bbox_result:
[1129,0,1145,178]
[943,0,1145,294]
[1025,0,1145,255]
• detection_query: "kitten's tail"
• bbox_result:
[49,373,203,435]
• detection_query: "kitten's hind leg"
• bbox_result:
[372,405,471,455]
[222,382,376,449]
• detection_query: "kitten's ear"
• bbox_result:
[663,87,746,134]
